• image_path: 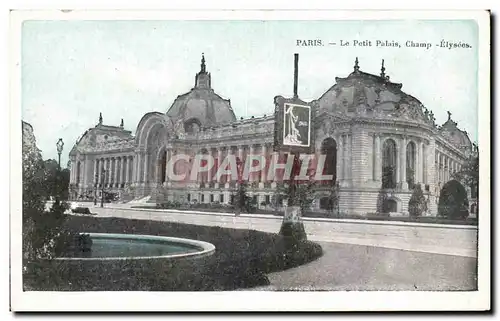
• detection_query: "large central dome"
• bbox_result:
[166,54,236,132]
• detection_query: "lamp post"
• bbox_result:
[56,138,64,169]
[55,138,64,204]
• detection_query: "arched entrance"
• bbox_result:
[320,138,337,184]
[438,179,469,219]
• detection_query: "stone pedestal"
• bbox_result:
[279,206,307,242]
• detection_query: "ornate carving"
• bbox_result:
[173,118,186,139]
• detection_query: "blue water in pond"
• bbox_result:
[88,237,200,258]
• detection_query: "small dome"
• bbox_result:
[439,112,472,151]
[166,54,236,130]
[315,58,433,126]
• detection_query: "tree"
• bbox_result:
[453,153,479,198]
[234,182,256,214]
[408,183,426,218]
[438,180,469,220]
[271,182,287,212]
[42,159,70,201]
[295,180,316,214]
[22,122,73,266]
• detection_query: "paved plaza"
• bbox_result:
[82,204,478,291]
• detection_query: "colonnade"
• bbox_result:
[436,150,462,185]
[148,143,274,186]
[94,155,134,188]
[373,135,427,188]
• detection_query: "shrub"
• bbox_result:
[408,184,426,218]
[438,180,469,220]
[72,207,92,214]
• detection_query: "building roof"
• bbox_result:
[439,112,473,151]
[69,115,134,156]
[166,54,236,128]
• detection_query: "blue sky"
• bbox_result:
[21,19,478,165]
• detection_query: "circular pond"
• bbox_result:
[56,233,215,261]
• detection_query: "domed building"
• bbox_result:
[68,55,476,216]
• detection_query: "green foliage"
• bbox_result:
[295,181,316,213]
[42,159,70,200]
[453,154,479,199]
[271,182,287,210]
[22,123,73,264]
[408,184,426,218]
[234,182,257,213]
[325,183,340,214]
[438,180,469,220]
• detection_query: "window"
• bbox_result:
[210,194,214,202]
[201,194,205,202]
[320,138,337,184]
[382,139,397,189]
[220,194,224,203]
[406,142,416,189]
[187,193,191,202]
[265,195,270,204]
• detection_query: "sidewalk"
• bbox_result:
[104,204,477,230]
[92,204,477,258]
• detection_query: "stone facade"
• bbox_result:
[68,56,476,216]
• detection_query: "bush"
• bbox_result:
[438,180,469,220]
[72,207,92,214]
[408,184,426,218]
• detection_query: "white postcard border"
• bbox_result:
[9,9,491,312]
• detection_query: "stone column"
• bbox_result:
[136,153,142,183]
[249,144,255,183]
[107,158,112,185]
[97,159,102,185]
[237,145,244,186]
[418,141,424,184]
[119,156,124,186]
[125,157,130,183]
[338,135,344,181]
[444,155,448,182]
[342,134,348,182]
[101,158,106,185]
[449,158,453,181]
[400,136,407,189]
[261,144,267,183]
[217,148,223,183]
[164,149,170,184]
[143,153,149,183]
[441,155,445,183]
[205,148,213,184]
[93,159,98,185]
[238,145,244,162]
[82,156,88,189]
[114,157,119,187]
[347,133,352,181]
[374,134,381,182]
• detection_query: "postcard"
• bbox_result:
[10,9,490,311]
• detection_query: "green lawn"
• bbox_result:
[24,215,323,291]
